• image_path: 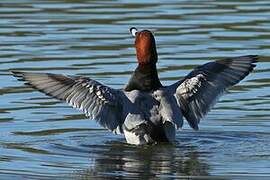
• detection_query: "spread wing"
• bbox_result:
[168,55,258,130]
[11,71,124,134]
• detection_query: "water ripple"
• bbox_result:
[0,0,269,178]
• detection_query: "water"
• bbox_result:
[1,0,270,179]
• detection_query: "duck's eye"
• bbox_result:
[130,27,138,37]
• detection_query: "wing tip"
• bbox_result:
[193,126,199,131]
[189,123,199,131]
[11,70,27,81]
[186,116,199,130]
[247,54,259,64]
[247,55,258,73]
[231,55,258,74]
[11,70,23,76]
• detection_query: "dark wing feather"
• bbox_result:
[168,55,258,130]
[12,71,124,133]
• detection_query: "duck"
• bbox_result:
[11,27,257,145]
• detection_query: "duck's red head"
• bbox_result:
[130,27,158,65]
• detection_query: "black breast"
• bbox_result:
[125,64,163,92]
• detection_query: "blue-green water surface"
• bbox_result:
[0,0,270,179]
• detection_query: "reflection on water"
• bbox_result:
[76,142,209,179]
[1,0,270,179]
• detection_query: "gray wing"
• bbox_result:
[12,71,124,133]
[168,55,258,130]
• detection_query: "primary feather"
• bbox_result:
[169,55,257,130]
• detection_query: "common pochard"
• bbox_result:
[12,27,257,145]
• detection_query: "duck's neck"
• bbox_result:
[125,63,163,92]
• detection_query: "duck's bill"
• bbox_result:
[130,27,138,37]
